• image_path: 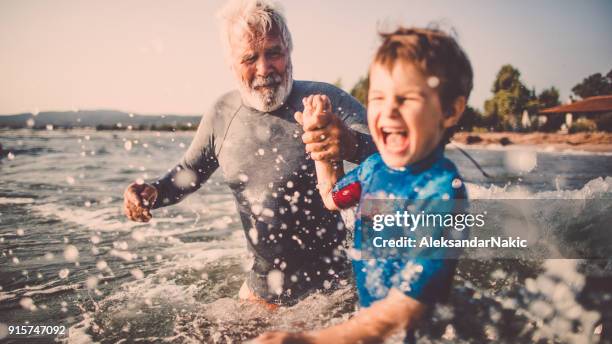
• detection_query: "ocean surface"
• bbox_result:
[1,129,611,343]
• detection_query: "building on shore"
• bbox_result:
[539,95,612,132]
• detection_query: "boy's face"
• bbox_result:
[367,61,459,169]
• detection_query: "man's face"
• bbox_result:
[229,27,292,112]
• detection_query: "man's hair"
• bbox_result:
[371,27,473,115]
[217,0,293,54]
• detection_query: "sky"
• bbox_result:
[1,0,611,115]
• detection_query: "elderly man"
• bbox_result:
[123,0,374,306]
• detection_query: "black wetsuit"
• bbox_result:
[152,80,375,303]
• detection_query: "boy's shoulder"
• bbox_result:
[417,155,466,199]
[335,153,384,191]
[357,153,386,179]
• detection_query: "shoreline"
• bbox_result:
[452,132,612,153]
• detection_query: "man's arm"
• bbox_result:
[123,105,220,221]
[151,110,220,209]
[254,289,425,344]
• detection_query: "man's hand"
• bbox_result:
[295,94,358,162]
[252,331,314,344]
[123,182,158,222]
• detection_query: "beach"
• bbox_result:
[452,132,612,153]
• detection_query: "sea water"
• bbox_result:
[0,129,610,343]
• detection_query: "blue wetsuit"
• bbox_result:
[331,145,467,341]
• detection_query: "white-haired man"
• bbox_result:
[123,0,374,306]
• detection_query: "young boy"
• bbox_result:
[255,27,473,343]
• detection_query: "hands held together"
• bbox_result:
[295,94,357,162]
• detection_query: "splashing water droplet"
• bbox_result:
[96,260,108,270]
[85,276,98,289]
[504,150,537,173]
[249,228,258,245]
[63,245,79,262]
[267,270,284,295]
[130,269,144,279]
[59,268,70,279]
[427,76,440,88]
[19,298,36,311]
[174,169,197,188]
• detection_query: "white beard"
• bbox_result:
[238,62,293,113]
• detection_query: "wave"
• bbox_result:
[0,197,35,205]
[0,282,81,304]
[466,176,612,199]
[30,203,205,233]
[451,143,612,156]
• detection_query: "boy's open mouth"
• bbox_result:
[380,126,410,152]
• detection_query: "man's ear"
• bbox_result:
[442,96,466,129]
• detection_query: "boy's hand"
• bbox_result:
[298,94,332,132]
[295,95,357,162]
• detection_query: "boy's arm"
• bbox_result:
[298,95,345,211]
[254,289,425,344]
[314,159,343,211]
[310,289,425,343]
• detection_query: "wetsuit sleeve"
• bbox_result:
[329,163,363,209]
[332,182,361,209]
[151,106,220,209]
[332,91,377,164]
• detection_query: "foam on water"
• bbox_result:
[0,197,35,205]
[451,143,612,156]
[30,203,205,233]
[467,176,612,200]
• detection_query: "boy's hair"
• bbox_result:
[371,27,473,117]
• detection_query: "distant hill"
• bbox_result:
[0,110,201,130]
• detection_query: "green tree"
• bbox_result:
[457,105,485,131]
[350,76,369,105]
[571,69,612,99]
[483,64,532,131]
[537,86,561,109]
